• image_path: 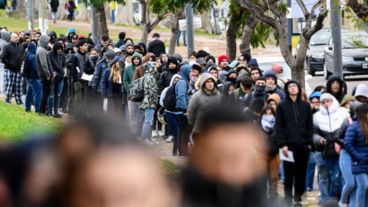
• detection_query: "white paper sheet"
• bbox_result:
[81,73,93,81]
[279,149,295,163]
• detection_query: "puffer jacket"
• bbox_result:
[36,35,52,80]
[140,63,158,109]
[344,121,368,174]
[187,73,222,133]
[313,93,350,157]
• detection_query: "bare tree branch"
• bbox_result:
[235,0,277,28]
[305,9,328,38]
[348,0,368,20]
[296,0,310,18]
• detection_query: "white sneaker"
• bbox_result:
[158,130,165,137]
[143,139,154,145]
[152,130,158,138]
[166,135,174,143]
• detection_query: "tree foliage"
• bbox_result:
[149,0,215,15]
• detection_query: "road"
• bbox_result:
[307,72,368,95]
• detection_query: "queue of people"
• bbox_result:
[2,27,368,207]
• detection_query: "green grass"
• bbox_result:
[161,159,181,175]
[0,102,61,141]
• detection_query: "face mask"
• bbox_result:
[90,56,98,63]
[255,85,266,93]
[261,115,275,132]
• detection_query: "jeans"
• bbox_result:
[315,152,342,203]
[142,108,155,140]
[176,30,187,46]
[128,100,144,135]
[165,112,179,155]
[355,173,368,207]
[25,79,41,112]
[306,152,316,190]
[48,79,62,115]
[340,149,356,206]
[111,10,115,23]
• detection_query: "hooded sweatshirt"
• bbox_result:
[23,43,38,79]
[0,31,10,61]
[140,62,158,109]
[36,35,52,80]
[123,52,142,96]
[158,56,179,94]
[187,73,222,133]
[274,80,314,149]
[326,76,347,103]
[313,93,350,156]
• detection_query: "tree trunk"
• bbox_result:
[141,23,152,44]
[168,14,180,55]
[17,0,27,18]
[239,16,258,55]
[140,0,149,43]
[95,4,109,38]
[226,12,242,62]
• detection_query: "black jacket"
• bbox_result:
[180,167,268,207]
[274,81,314,150]
[49,51,66,80]
[1,42,25,72]
[147,39,165,57]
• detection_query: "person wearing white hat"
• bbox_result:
[312,93,350,204]
[354,84,368,104]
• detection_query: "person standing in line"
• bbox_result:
[36,35,53,115]
[23,42,42,113]
[1,32,25,105]
[101,56,122,115]
[274,80,313,207]
[48,42,66,117]
[344,104,368,207]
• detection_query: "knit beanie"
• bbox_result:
[218,55,229,64]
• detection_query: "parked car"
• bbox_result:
[258,57,312,96]
[324,31,368,80]
[306,29,331,76]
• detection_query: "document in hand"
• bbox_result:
[279,149,295,163]
[81,73,93,81]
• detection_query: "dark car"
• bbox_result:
[306,29,331,76]
[324,32,368,80]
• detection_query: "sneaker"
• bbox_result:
[152,130,158,138]
[143,139,154,145]
[158,130,165,137]
[166,135,174,143]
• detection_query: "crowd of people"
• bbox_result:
[1,27,368,207]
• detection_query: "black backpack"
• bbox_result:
[163,83,177,111]
[20,53,31,78]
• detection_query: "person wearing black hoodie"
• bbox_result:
[274,80,313,207]
[158,56,179,94]
[48,42,66,117]
[181,103,269,207]
[326,76,347,104]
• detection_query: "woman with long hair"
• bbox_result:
[101,58,122,115]
[344,103,368,207]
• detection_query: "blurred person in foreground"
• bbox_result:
[180,102,269,207]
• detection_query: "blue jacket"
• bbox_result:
[175,79,188,112]
[91,58,109,92]
[344,121,368,174]
[26,43,38,79]
[101,69,122,98]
